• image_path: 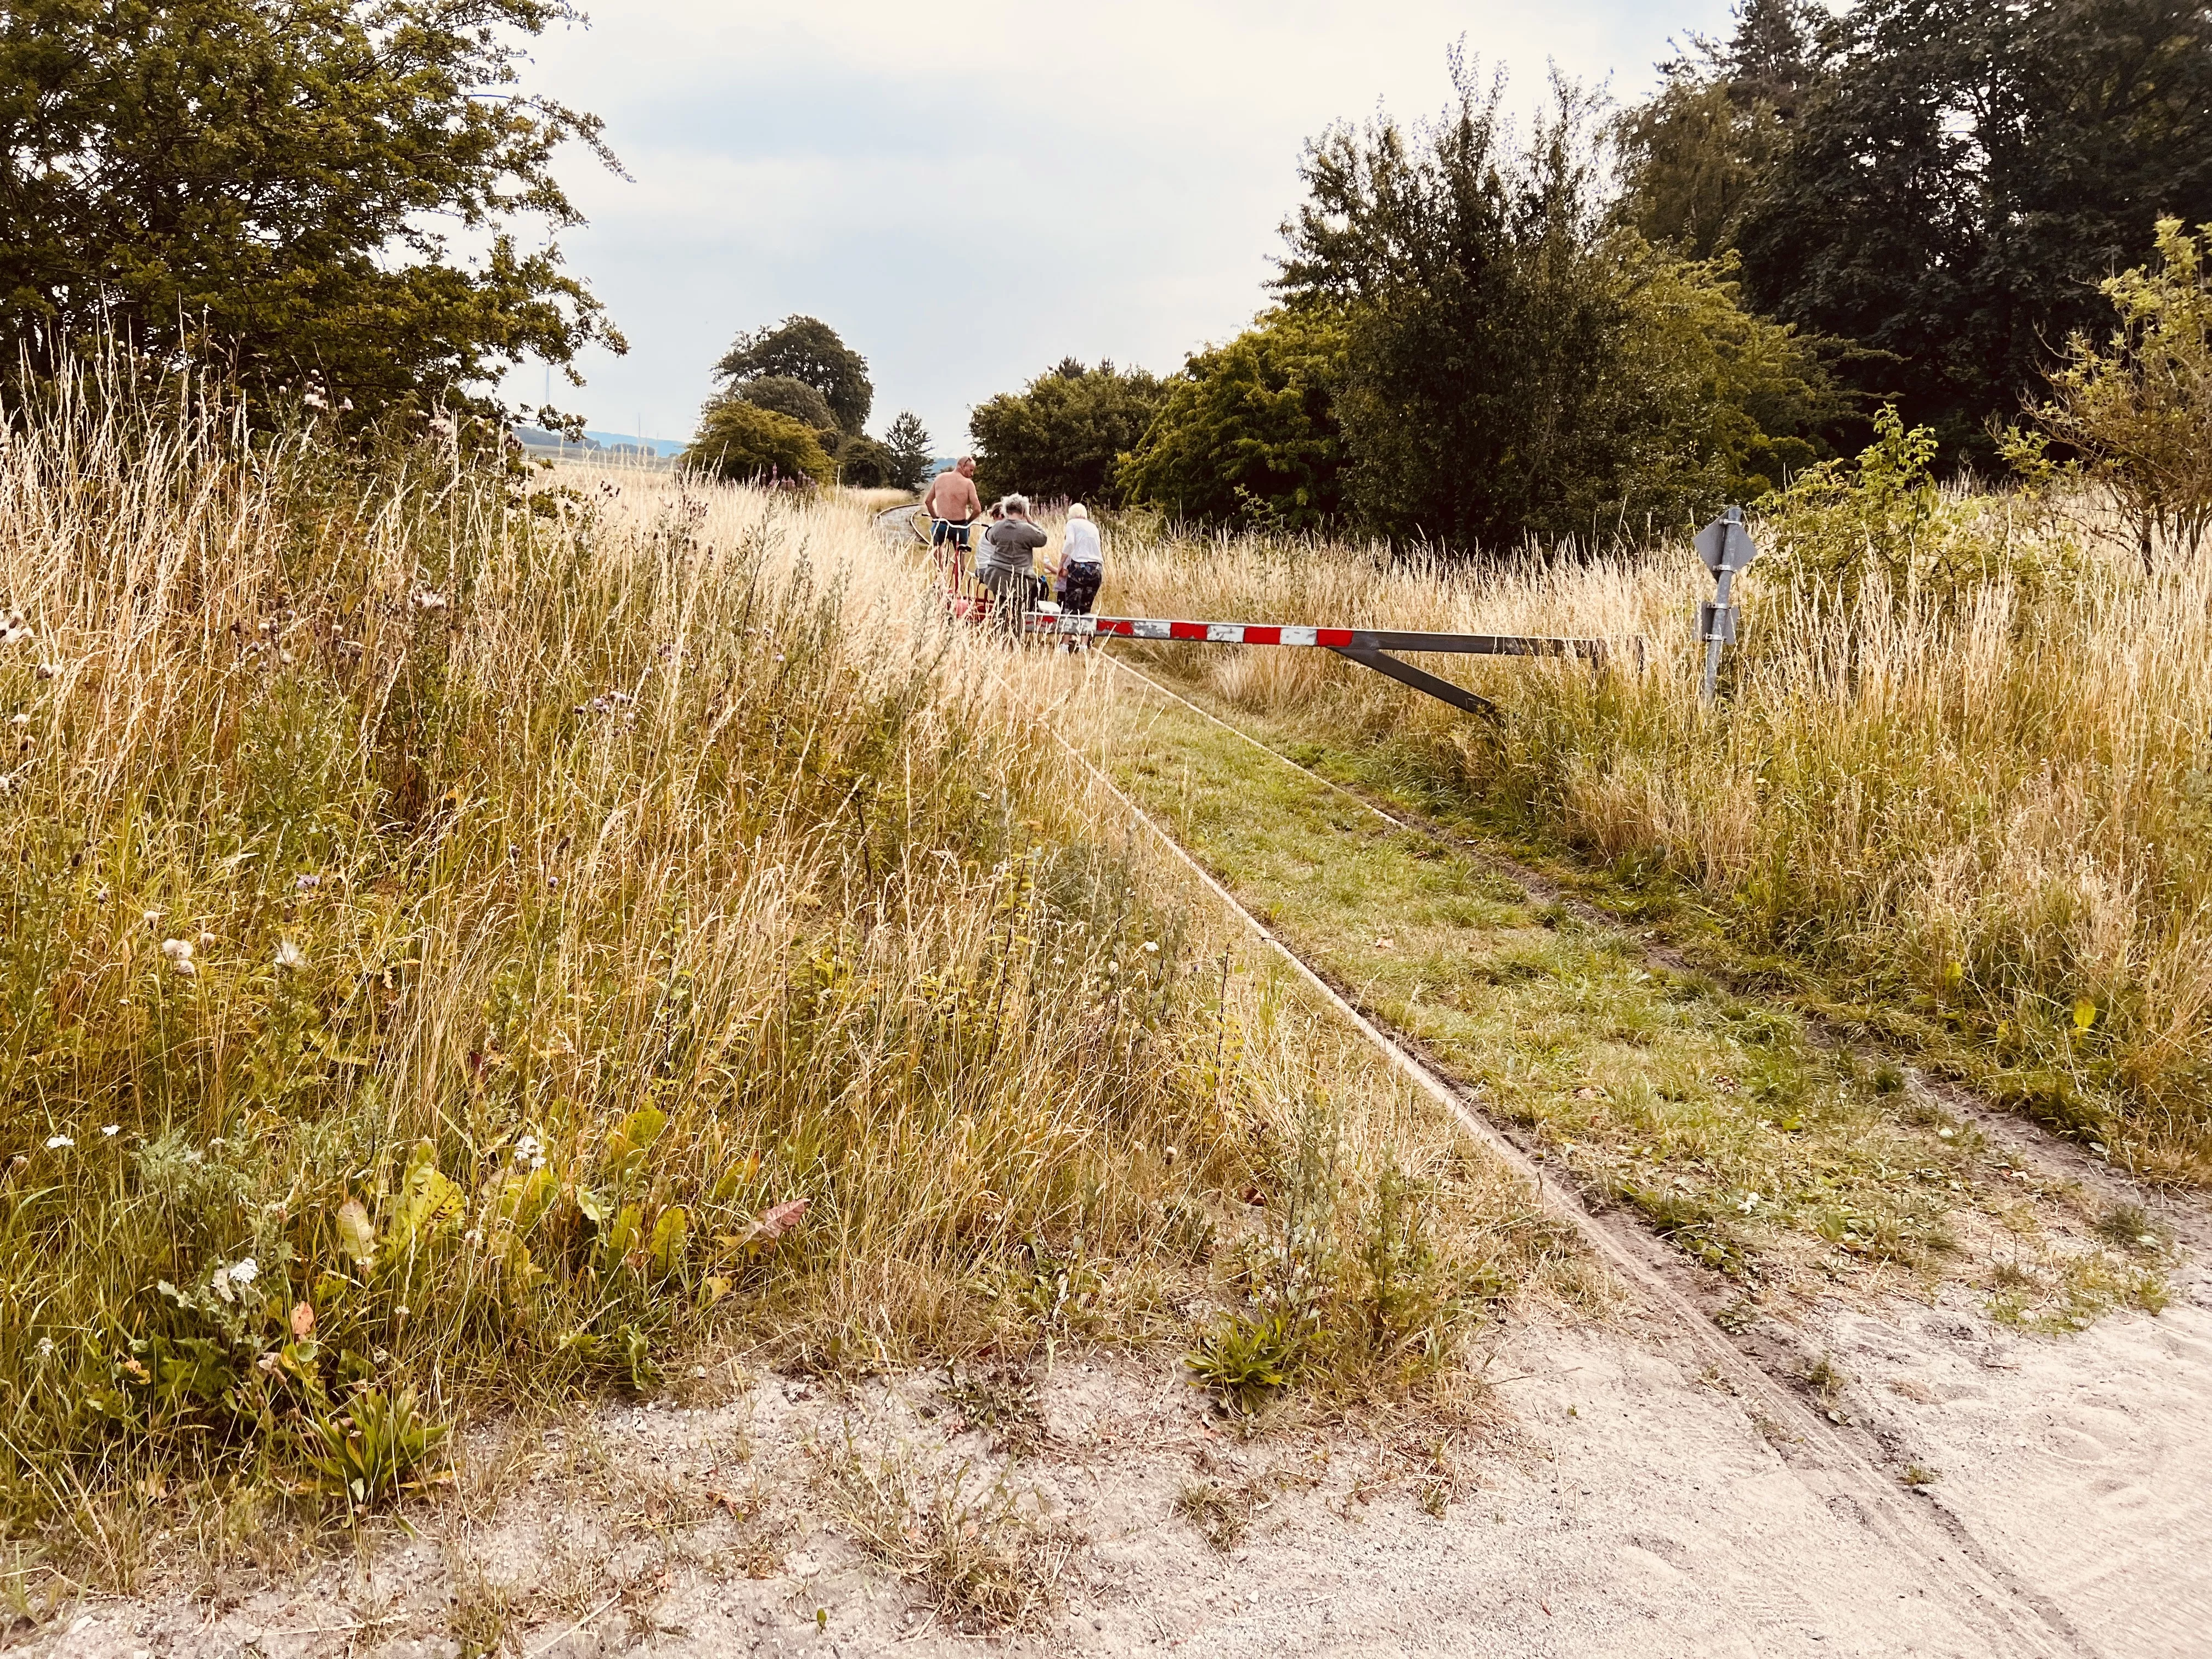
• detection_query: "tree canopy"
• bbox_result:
[1271,59,1833,547]
[0,0,623,419]
[684,395,833,487]
[714,316,872,433]
[1118,308,1348,531]
[1715,0,2212,454]
[740,374,836,433]
[968,360,1167,503]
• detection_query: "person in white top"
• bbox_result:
[1053,503,1104,617]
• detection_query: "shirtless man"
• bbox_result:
[922,457,983,586]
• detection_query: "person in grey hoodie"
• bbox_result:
[978,495,1048,627]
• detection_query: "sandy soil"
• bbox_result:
[21,1237,2207,1659]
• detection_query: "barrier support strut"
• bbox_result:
[1025,613,1615,719]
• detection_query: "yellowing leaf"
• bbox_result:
[383,1142,464,1262]
[711,1151,761,1203]
[335,1199,376,1268]
[603,1201,643,1267]
[703,1275,732,1304]
[496,1164,557,1230]
[648,1205,689,1274]
[606,1107,669,1173]
[2073,998,2098,1032]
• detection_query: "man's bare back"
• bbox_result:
[924,458,981,523]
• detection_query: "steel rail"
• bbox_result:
[1037,668,2092,1659]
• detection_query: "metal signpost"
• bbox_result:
[1694,506,1758,703]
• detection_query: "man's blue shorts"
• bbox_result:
[931,517,973,551]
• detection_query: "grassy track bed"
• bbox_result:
[1097,668,2171,1332]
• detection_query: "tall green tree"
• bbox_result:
[1276,58,1837,549]
[968,360,1167,503]
[1276,64,1624,545]
[1613,0,1822,259]
[1734,0,2212,455]
[882,411,933,492]
[0,0,624,419]
[1118,308,1349,530]
[740,375,836,433]
[684,395,832,487]
[714,316,872,433]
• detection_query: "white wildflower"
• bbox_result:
[143,909,163,928]
[275,939,307,971]
[160,938,196,974]
[8,714,26,729]
[101,1124,119,1137]
[302,390,329,411]
[210,1256,259,1302]
[295,873,321,891]
[45,1133,73,1149]
[1142,940,1159,953]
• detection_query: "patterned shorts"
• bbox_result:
[1059,563,1102,615]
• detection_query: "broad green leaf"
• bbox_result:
[603,1201,643,1266]
[605,1107,669,1174]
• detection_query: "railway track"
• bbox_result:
[877,500,2209,1651]
[1037,696,2089,1657]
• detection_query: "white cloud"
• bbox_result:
[501,0,1734,451]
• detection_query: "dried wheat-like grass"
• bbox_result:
[1102,506,2212,1183]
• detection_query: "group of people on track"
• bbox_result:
[921,456,1103,631]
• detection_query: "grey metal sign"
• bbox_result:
[1694,506,1757,702]
[1695,507,1759,575]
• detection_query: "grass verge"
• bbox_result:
[1090,672,2169,1327]
[0,381,1586,1593]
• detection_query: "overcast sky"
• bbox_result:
[498,1,1736,452]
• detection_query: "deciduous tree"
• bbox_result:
[0,0,624,420]
[1734,0,2212,456]
[1118,308,1348,530]
[684,395,832,487]
[968,361,1166,504]
[1277,58,1831,549]
[714,316,872,434]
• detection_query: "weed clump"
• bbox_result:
[0,374,1333,1548]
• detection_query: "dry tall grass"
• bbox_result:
[0,378,1576,1569]
[1101,502,2212,1186]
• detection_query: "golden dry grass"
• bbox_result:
[1096,499,2212,1186]
[0,379,1581,1579]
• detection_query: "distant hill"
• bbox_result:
[513,426,685,464]
[584,431,686,458]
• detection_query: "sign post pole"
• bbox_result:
[1693,506,1759,704]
